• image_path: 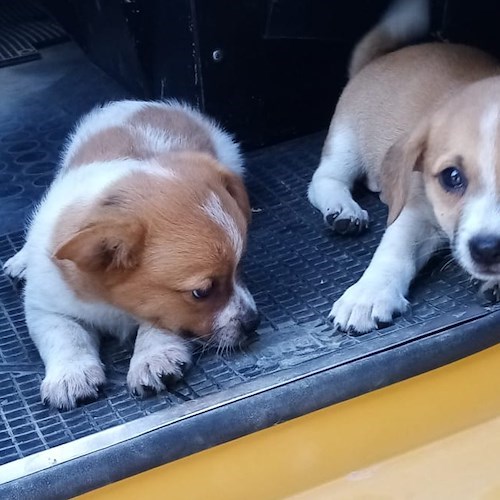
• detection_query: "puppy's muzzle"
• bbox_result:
[212,285,260,348]
[468,234,500,268]
[238,309,261,336]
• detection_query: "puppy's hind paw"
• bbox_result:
[329,280,409,334]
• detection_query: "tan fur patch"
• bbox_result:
[67,104,217,170]
[67,126,140,168]
[130,105,217,156]
[336,43,500,177]
[380,118,428,224]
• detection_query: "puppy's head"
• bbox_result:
[54,152,259,348]
[380,78,500,282]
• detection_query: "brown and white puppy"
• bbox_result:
[3,100,259,409]
[308,0,500,333]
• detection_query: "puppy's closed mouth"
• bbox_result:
[186,322,261,353]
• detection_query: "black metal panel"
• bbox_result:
[441,0,500,58]
[264,0,388,41]
[193,1,346,146]
[39,0,500,147]
[40,0,395,146]
[42,0,147,96]
[136,0,203,105]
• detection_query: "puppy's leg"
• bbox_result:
[330,195,444,333]
[3,245,28,279]
[308,123,369,234]
[127,324,192,397]
[26,308,105,409]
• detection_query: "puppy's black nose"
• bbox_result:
[240,311,261,334]
[469,235,500,266]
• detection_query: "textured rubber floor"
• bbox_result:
[0,42,499,470]
[0,43,130,235]
[1,133,499,466]
[0,0,67,68]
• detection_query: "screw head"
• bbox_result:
[212,49,224,62]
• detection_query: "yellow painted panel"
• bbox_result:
[81,343,500,500]
[291,415,500,500]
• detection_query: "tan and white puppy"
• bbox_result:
[308,0,500,333]
[3,100,259,409]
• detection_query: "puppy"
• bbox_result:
[308,0,500,333]
[3,100,260,409]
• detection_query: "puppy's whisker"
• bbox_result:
[439,258,455,273]
[216,343,222,358]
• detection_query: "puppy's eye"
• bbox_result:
[192,287,212,300]
[439,167,467,194]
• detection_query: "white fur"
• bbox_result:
[127,324,191,397]
[479,104,499,194]
[63,100,243,175]
[212,281,257,347]
[308,123,369,229]
[134,123,183,155]
[203,191,243,258]
[162,101,244,175]
[3,100,247,409]
[453,106,500,281]
[455,195,500,280]
[330,178,446,333]
[3,245,28,279]
[62,100,147,170]
[26,308,106,410]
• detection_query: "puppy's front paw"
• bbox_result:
[481,280,500,302]
[329,280,409,334]
[127,338,191,397]
[3,251,27,280]
[41,359,106,410]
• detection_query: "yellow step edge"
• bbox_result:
[291,413,500,499]
[81,342,500,500]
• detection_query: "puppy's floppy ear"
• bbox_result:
[380,119,428,225]
[222,170,251,222]
[54,220,146,272]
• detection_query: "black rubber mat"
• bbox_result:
[0,0,67,68]
[1,130,499,468]
[0,44,130,235]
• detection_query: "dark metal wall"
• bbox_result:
[41,0,389,147]
[41,0,500,148]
